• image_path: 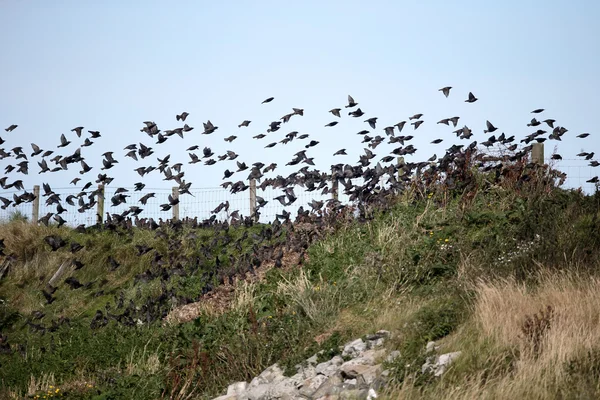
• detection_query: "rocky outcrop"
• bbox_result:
[211,332,461,400]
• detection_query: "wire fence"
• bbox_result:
[0,158,597,226]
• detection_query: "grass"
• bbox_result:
[1,158,600,399]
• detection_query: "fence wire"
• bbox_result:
[0,162,596,226]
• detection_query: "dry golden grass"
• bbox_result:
[383,268,600,400]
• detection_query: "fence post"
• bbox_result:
[96,184,104,225]
[331,168,339,201]
[532,142,544,164]
[397,157,405,182]
[249,179,257,222]
[172,187,180,220]
[32,185,40,224]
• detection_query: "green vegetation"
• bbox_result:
[1,161,600,399]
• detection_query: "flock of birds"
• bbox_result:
[1,87,597,229]
[0,86,597,338]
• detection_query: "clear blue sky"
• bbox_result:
[1,1,599,221]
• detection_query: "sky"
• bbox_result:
[0,0,599,222]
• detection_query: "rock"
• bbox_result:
[343,349,387,367]
[258,363,285,384]
[365,330,390,341]
[212,395,237,400]
[356,365,383,388]
[210,331,444,400]
[426,341,440,353]
[421,351,462,377]
[307,354,319,365]
[385,350,401,363]
[340,389,369,399]
[316,355,344,376]
[299,374,329,398]
[312,374,343,398]
[226,381,248,396]
[340,363,372,379]
[343,378,357,390]
[294,364,317,380]
[342,339,367,358]
[434,351,461,376]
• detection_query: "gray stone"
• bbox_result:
[343,349,386,367]
[340,389,369,399]
[342,339,367,358]
[421,351,462,377]
[426,341,436,353]
[306,354,319,365]
[356,365,383,388]
[434,351,461,376]
[211,395,237,400]
[226,381,248,396]
[385,350,401,363]
[316,355,344,376]
[342,378,357,390]
[365,330,390,341]
[366,337,385,349]
[299,374,329,398]
[340,363,372,379]
[312,374,343,398]
[257,363,285,384]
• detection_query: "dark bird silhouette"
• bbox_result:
[330,108,341,117]
[346,95,358,108]
[531,108,545,114]
[465,92,478,103]
[44,235,67,251]
[412,120,424,130]
[65,277,83,289]
[176,112,189,121]
[439,86,452,97]
[365,117,378,129]
[577,133,590,138]
[238,120,251,128]
[325,121,339,127]
[262,97,274,104]
[71,126,84,137]
[349,108,364,117]
[484,120,498,133]
[57,134,71,148]
[5,124,18,132]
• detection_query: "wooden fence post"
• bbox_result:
[172,187,180,220]
[249,179,257,222]
[32,185,40,224]
[96,184,104,225]
[397,157,405,182]
[532,142,544,164]
[331,168,339,201]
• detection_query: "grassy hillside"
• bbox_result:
[1,160,600,399]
